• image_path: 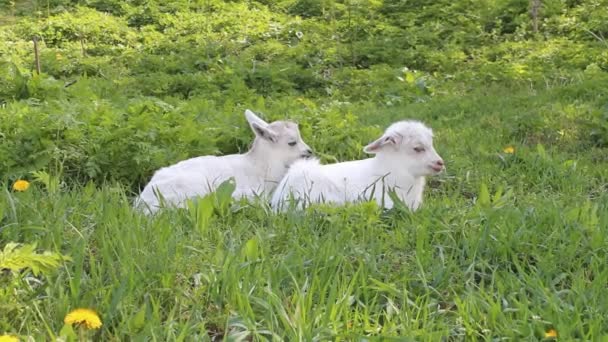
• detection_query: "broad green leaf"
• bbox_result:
[59,323,77,342]
[130,302,147,331]
[243,237,259,261]
[477,183,491,207]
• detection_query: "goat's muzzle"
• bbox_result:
[301,149,313,159]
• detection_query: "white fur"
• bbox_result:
[271,120,444,211]
[136,109,312,214]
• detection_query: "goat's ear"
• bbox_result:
[245,109,278,142]
[250,122,278,142]
[245,109,269,127]
[363,133,402,154]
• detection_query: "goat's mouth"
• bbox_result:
[430,165,444,173]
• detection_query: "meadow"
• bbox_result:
[1,0,607,340]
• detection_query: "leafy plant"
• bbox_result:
[0,242,65,275]
[0,242,67,333]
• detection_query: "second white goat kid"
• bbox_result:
[271,120,444,211]
[136,109,313,213]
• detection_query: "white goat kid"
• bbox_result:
[136,109,312,214]
[271,120,444,211]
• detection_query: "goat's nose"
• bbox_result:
[306,149,313,155]
[436,159,444,166]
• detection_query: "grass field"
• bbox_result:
[1,0,608,340]
[3,77,608,340]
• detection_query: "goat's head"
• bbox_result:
[245,109,313,165]
[363,120,444,177]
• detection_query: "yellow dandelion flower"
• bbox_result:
[0,335,19,342]
[545,328,557,338]
[64,308,102,330]
[503,146,515,154]
[12,180,30,192]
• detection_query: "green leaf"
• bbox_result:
[59,323,77,342]
[492,185,504,203]
[31,170,61,194]
[187,195,215,234]
[536,143,547,159]
[0,242,67,276]
[404,71,416,84]
[214,178,236,217]
[477,183,491,207]
[130,302,147,331]
[243,237,259,261]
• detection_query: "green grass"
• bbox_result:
[1,1,608,340]
[2,79,607,340]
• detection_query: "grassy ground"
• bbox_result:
[2,76,607,340]
[1,1,608,340]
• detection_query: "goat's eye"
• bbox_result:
[414,147,425,153]
[288,141,297,146]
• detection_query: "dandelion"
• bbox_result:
[545,328,557,338]
[503,146,515,154]
[0,335,19,342]
[64,308,102,330]
[12,180,30,192]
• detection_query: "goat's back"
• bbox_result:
[136,153,265,213]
